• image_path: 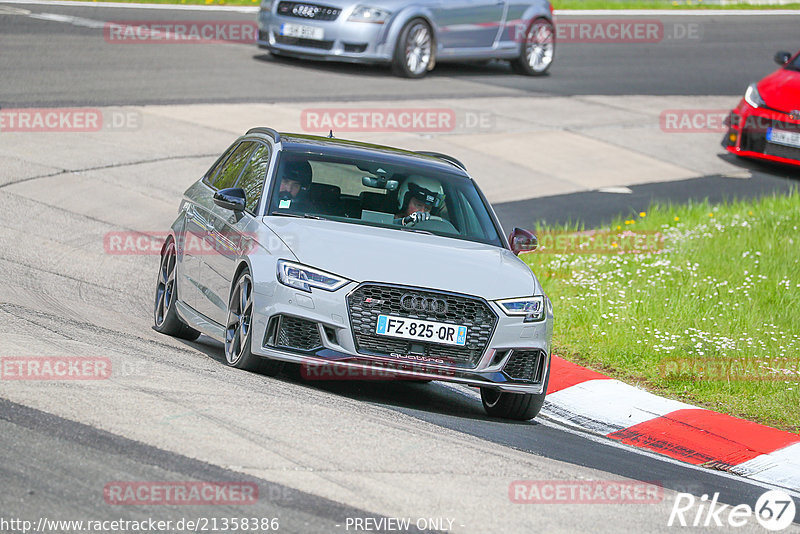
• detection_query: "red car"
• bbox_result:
[723,50,800,167]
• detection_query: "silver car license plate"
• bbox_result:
[375,315,467,346]
[280,23,324,40]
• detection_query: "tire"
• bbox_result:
[480,365,550,420]
[153,238,201,341]
[511,18,555,76]
[392,19,434,78]
[224,269,284,377]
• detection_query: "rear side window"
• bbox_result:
[235,143,271,214]
[212,141,256,190]
[203,141,240,187]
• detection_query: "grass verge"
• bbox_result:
[522,191,800,433]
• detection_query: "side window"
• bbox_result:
[203,141,240,187]
[212,141,256,190]
[235,143,271,214]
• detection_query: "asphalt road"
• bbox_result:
[1,3,799,106]
[1,2,799,531]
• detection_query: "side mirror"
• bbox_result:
[509,227,537,255]
[775,51,792,65]
[213,188,246,212]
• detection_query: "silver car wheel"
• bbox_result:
[525,20,554,73]
[225,273,253,365]
[154,241,176,327]
[404,22,431,76]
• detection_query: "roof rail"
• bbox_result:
[415,151,467,171]
[246,127,281,143]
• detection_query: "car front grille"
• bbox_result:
[503,350,546,383]
[764,142,800,161]
[276,1,341,21]
[740,116,800,160]
[274,35,334,50]
[274,315,322,352]
[347,284,498,368]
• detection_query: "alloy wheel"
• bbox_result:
[404,22,432,76]
[225,273,253,365]
[154,241,176,327]
[525,20,554,73]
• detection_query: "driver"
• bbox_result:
[276,159,313,208]
[394,176,445,226]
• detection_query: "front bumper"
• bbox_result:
[249,279,553,394]
[257,8,394,63]
[723,102,800,167]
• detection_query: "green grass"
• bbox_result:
[522,191,800,432]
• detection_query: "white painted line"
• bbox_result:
[730,442,800,490]
[543,378,695,433]
[29,11,105,27]
[0,4,29,12]
[0,0,258,12]
[597,186,634,194]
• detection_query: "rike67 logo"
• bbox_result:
[668,490,796,531]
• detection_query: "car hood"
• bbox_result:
[265,217,540,299]
[758,68,800,112]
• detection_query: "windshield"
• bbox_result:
[266,150,503,247]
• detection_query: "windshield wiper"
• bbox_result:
[269,211,327,220]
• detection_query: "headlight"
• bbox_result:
[744,83,765,108]
[348,5,391,23]
[496,296,546,322]
[277,260,349,293]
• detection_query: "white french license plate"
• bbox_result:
[280,23,324,40]
[767,127,800,148]
[375,315,467,347]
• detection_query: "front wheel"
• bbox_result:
[392,19,434,78]
[480,368,550,420]
[153,238,201,341]
[225,269,284,376]
[511,18,555,76]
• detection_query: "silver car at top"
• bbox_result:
[153,128,553,420]
[256,0,555,77]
